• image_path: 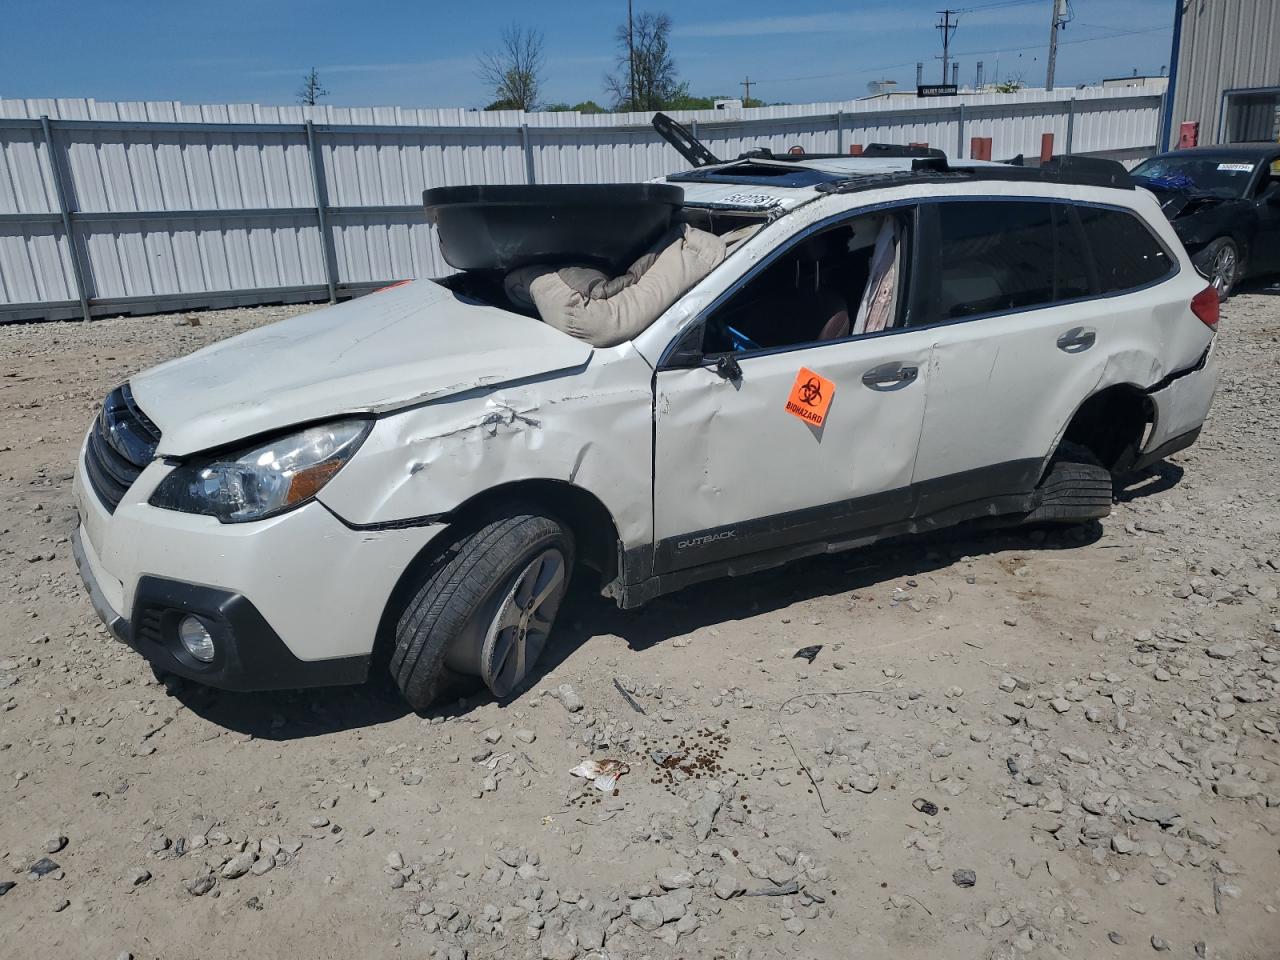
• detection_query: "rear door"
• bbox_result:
[908,198,1174,516]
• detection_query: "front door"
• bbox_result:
[652,205,932,574]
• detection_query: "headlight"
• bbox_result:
[149,418,372,522]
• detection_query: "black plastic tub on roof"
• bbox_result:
[423,183,685,272]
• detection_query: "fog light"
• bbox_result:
[178,615,216,662]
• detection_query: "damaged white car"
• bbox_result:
[72,118,1220,709]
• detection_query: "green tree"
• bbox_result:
[544,100,607,113]
[477,25,545,112]
[605,11,680,111]
[297,68,328,106]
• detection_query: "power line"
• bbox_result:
[954,23,1170,59]
[747,24,1172,88]
[957,0,1041,11]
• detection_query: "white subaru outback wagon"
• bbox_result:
[72,125,1220,710]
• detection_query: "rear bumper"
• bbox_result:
[1141,341,1218,462]
[72,526,369,691]
[1131,426,1201,473]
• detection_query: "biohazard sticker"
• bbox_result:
[785,367,835,427]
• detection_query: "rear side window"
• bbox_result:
[924,200,1089,323]
[1075,206,1172,293]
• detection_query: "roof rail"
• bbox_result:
[862,143,947,160]
[817,153,1135,194]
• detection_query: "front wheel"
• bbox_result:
[389,511,574,711]
[1194,237,1240,302]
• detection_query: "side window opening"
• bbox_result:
[1075,205,1173,293]
[700,209,912,356]
[929,200,1058,322]
[1054,204,1094,301]
[913,198,1151,328]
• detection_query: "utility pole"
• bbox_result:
[936,9,958,85]
[741,76,753,104]
[1045,0,1069,91]
[627,0,637,110]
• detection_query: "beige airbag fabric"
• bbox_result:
[523,225,726,348]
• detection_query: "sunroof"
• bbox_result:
[667,162,844,189]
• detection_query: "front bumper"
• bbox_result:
[71,436,445,692]
[72,527,369,690]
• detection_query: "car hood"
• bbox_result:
[129,280,593,456]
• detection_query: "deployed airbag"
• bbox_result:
[507,225,727,348]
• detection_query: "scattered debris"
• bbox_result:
[793,645,822,663]
[27,858,60,879]
[612,678,646,714]
[569,759,629,792]
[911,798,939,817]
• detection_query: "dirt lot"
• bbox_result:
[1,291,1278,960]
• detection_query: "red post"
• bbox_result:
[1178,121,1199,148]
[849,143,864,155]
[969,137,993,161]
[1040,133,1054,165]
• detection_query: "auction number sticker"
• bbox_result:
[718,192,780,208]
[785,367,835,427]
[1216,163,1254,172]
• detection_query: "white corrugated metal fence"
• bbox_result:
[0,87,1165,323]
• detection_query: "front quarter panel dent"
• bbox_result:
[317,354,654,551]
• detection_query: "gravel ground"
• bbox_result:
[1,292,1278,960]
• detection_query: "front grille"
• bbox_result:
[84,383,161,513]
[135,606,165,646]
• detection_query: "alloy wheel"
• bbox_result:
[479,548,567,698]
[1211,243,1237,298]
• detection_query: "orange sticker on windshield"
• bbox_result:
[785,367,834,427]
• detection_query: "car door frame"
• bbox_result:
[646,197,935,582]
[1248,154,1280,275]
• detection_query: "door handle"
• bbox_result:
[862,362,918,390]
[1056,327,1097,353]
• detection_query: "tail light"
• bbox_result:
[1190,285,1219,331]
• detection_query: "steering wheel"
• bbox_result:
[726,324,761,353]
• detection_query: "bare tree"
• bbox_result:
[297,68,329,106]
[477,25,545,111]
[605,11,679,111]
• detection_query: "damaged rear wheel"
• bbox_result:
[1023,441,1113,525]
[389,510,574,711]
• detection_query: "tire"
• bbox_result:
[389,510,574,711]
[1194,237,1240,302]
[1024,441,1113,525]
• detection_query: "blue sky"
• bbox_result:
[1,0,1176,108]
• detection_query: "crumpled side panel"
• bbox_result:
[318,348,655,552]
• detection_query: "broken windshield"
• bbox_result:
[1131,156,1257,198]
